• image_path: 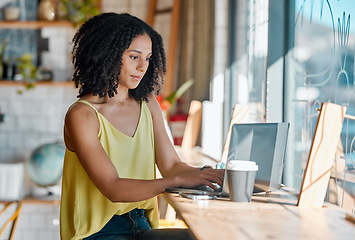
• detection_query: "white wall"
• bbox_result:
[0,85,78,163]
[41,27,75,82]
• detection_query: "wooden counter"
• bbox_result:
[174,146,218,168]
[164,192,355,240]
[170,147,355,240]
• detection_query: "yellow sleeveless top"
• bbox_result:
[60,100,158,240]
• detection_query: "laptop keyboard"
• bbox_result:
[194,184,222,192]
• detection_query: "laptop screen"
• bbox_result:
[226,122,290,193]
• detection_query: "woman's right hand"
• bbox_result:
[174,168,225,190]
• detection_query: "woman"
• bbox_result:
[60,12,224,240]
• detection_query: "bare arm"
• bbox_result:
[146,94,198,176]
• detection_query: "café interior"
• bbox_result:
[0,0,355,239]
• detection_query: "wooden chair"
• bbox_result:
[297,102,347,208]
[0,201,22,240]
[220,104,249,164]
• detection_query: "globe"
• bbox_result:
[28,143,66,187]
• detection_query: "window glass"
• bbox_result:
[285,0,355,210]
[226,0,269,126]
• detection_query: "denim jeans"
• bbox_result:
[83,209,151,240]
[83,209,194,240]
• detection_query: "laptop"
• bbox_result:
[223,122,290,195]
[166,122,290,197]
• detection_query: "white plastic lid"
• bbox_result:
[226,160,258,171]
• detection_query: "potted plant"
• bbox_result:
[60,0,101,27]
[0,40,7,79]
[16,53,37,94]
[156,79,195,114]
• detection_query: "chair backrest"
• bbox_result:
[181,100,203,148]
[220,104,249,164]
[297,102,347,208]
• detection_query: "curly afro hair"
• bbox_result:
[71,12,166,101]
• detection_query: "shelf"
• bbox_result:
[0,81,74,87]
[0,20,73,29]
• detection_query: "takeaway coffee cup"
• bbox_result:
[226,160,258,202]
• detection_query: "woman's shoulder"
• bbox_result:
[145,93,161,114]
[65,99,98,124]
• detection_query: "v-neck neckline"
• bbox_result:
[79,100,143,139]
[100,101,143,139]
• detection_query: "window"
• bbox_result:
[226,0,269,130]
[227,0,355,211]
[285,0,355,210]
